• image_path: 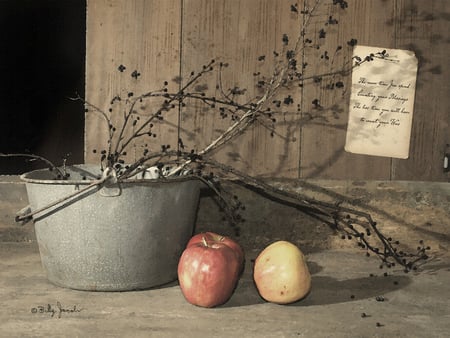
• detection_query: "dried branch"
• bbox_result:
[0,153,65,178]
[9,0,430,273]
[200,158,430,271]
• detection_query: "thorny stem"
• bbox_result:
[113,60,216,162]
[80,4,327,177]
[69,94,116,158]
[200,158,430,271]
[81,1,384,174]
[113,94,145,158]
[166,0,330,177]
[20,1,429,272]
[0,153,65,178]
[112,90,164,161]
[166,62,288,177]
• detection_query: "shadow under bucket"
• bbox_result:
[21,164,201,291]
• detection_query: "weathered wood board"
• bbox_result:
[179,0,302,177]
[85,0,450,181]
[391,0,450,181]
[85,0,182,164]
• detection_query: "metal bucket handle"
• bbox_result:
[16,168,117,224]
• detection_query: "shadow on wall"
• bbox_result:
[0,0,86,175]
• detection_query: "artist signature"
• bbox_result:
[31,302,83,318]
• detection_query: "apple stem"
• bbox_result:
[202,236,208,247]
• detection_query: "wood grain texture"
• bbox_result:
[299,0,395,179]
[85,0,182,164]
[84,0,450,181]
[179,0,302,177]
[391,0,450,181]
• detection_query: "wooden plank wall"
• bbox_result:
[85,0,450,181]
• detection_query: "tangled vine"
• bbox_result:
[1,0,430,272]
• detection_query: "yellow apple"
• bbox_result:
[253,240,311,304]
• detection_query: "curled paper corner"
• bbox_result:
[404,48,417,60]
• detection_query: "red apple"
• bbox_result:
[177,235,241,307]
[186,232,245,270]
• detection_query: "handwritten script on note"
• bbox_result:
[345,46,418,159]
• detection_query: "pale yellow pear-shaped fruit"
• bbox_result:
[253,241,311,304]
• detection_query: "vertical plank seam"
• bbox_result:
[84,1,89,162]
[177,0,184,156]
[298,0,307,179]
[390,0,399,181]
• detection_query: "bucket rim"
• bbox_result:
[20,164,201,186]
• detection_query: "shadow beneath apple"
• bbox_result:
[290,273,411,307]
[221,276,266,307]
[221,260,411,308]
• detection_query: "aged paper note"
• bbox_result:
[345,46,418,159]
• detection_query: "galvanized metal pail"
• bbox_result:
[20,164,200,291]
